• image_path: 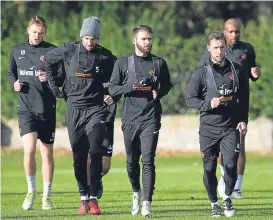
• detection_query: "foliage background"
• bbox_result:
[1,1,273,124]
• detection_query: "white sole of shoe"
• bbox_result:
[224,210,235,217]
[22,206,32,210]
[231,193,244,199]
[42,206,52,210]
[131,210,140,215]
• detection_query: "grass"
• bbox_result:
[1,149,273,219]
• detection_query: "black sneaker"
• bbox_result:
[222,198,235,217]
[211,203,221,217]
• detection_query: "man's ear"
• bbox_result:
[207,44,210,52]
[132,37,136,45]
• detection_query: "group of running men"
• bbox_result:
[7,15,260,217]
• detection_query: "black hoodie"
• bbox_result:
[7,41,65,113]
[186,58,249,130]
[44,41,116,110]
[109,53,172,124]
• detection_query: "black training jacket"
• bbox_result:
[186,58,249,130]
[109,52,172,124]
[44,41,116,112]
[7,41,65,113]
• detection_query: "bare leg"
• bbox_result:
[40,142,54,183]
[102,156,111,176]
[23,132,37,186]
[22,132,38,210]
[40,141,54,199]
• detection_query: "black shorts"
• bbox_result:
[102,122,114,157]
[18,110,56,144]
[199,127,241,157]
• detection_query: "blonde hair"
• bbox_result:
[28,15,47,30]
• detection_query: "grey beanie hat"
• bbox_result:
[80,16,100,39]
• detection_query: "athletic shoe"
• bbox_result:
[211,203,221,217]
[22,192,37,210]
[217,175,225,198]
[141,201,152,217]
[42,196,53,210]
[131,188,143,215]
[232,190,244,199]
[222,198,235,217]
[77,200,89,215]
[89,199,101,215]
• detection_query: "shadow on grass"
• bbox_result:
[1,192,79,196]
[4,189,271,196]
[241,196,273,199]
[242,190,273,193]
[238,203,273,206]
[1,214,78,219]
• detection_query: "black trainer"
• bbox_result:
[222,198,235,217]
[211,203,221,217]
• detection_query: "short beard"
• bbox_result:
[136,43,152,54]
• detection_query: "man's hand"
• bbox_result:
[251,67,261,79]
[14,79,22,92]
[51,87,64,99]
[211,96,224,109]
[236,122,247,135]
[37,71,47,82]
[104,95,114,105]
[152,90,158,100]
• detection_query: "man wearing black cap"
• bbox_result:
[109,25,172,217]
[44,16,117,215]
[187,31,249,217]
[200,18,261,200]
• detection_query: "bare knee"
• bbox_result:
[23,132,37,158]
[40,142,54,161]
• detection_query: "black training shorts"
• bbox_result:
[17,110,56,144]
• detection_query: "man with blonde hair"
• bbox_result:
[7,15,65,210]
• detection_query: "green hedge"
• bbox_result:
[1,2,273,124]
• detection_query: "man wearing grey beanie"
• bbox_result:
[80,16,101,40]
[44,16,118,216]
